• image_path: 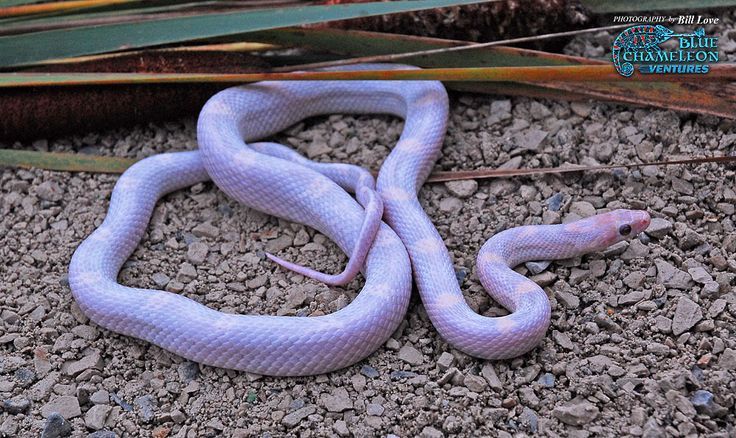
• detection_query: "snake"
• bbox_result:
[69,65,651,376]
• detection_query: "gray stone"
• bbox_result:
[538,373,555,388]
[464,375,487,392]
[645,218,672,238]
[623,272,645,289]
[64,351,101,377]
[265,234,293,253]
[619,290,646,306]
[134,395,155,422]
[555,289,579,309]
[398,344,424,365]
[41,412,72,438]
[553,398,599,426]
[84,405,111,430]
[41,396,82,419]
[679,230,705,250]
[569,201,596,217]
[281,405,316,428]
[481,363,503,390]
[655,260,692,289]
[1,397,30,414]
[151,273,170,288]
[665,390,695,417]
[187,241,209,264]
[439,197,463,214]
[688,267,712,284]
[525,260,551,275]
[445,180,478,198]
[37,181,63,202]
[89,390,109,405]
[321,387,352,412]
[691,390,728,417]
[420,426,445,438]
[437,352,454,370]
[178,361,200,382]
[366,403,384,416]
[553,331,575,350]
[333,419,350,437]
[718,348,736,370]
[360,365,379,378]
[177,263,197,283]
[672,297,703,336]
[192,222,219,238]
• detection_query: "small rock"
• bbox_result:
[655,260,692,290]
[360,365,379,378]
[619,290,646,306]
[187,242,209,264]
[672,297,703,336]
[679,230,705,250]
[688,267,712,284]
[439,197,463,214]
[481,363,503,390]
[398,344,424,365]
[420,426,445,438]
[178,361,200,382]
[464,375,487,392]
[718,348,736,370]
[64,351,101,377]
[569,201,596,217]
[553,331,575,350]
[281,406,316,428]
[552,398,599,426]
[1,397,30,414]
[538,373,555,388]
[37,181,63,202]
[665,390,696,417]
[525,260,551,275]
[445,180,478,198]
[547,193,564,212]
[134,395,156,422]
[333,419,350,437]
[436,352,454,370]
[41,412,72,438]
[192,222,219,238]
[366,403,384,416]
[41,396,82,419]
[691,390,727,417]
[321,387,352,412]
[151,273,170,288]
[84,405,112,430]
[645,218,672,239]
[89,390,109,405]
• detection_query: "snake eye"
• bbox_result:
[619,224,632,236]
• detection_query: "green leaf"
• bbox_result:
[0,0,488,67]
[0,149,137,173]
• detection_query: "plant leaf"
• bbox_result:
[0,0,490,67]
[245,27,736,119]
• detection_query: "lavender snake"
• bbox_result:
[69,65,651,376]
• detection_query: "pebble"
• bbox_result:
[192,222,219,238]
[438,197,463,214]
[445,180,478,198]
[41,412,72,438]
[552,398,599,426]
[134,395,156,422]
[672,297,703,336]
[481,363,503,390]
[360,365,380,378]
[41,396,82,419]
[645,218,672,238]
[398,344,424,365]
[691,390,727,417]
[655,260,692,289]
[85,405,112,430]
[463,374,487,392]
[178,361,200,382]
[538,373,555,388]
[281,406,316,428]
[718,348,736,370]
[1,397,30,414]
[553,331,575,350]
[437,352,454,370]
[321,388,353,412]
[688,267,712,284]
[186,241,209,264]
[420,426,444,438]
[366,403,385,416]
[37,181,63,202]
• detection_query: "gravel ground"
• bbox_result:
[3,15,736,438]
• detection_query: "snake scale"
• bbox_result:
[69,65,651,376]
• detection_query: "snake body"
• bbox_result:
[69,65,650,375]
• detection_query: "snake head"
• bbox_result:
[596,209,651,249]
